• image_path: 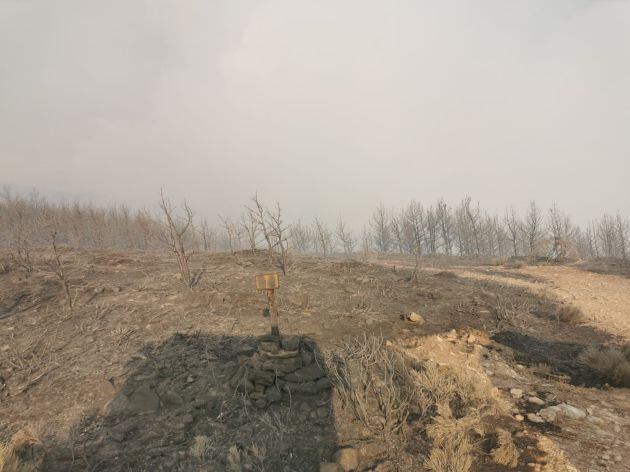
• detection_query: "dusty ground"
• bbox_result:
[1,249,629,471]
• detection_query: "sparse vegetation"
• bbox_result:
[556,304,585,324]
[0,427,42,472]
[580,344,630,387]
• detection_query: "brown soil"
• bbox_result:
[1,249,629,471]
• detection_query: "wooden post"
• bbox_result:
[256,272,281,336]
[266,289,280,336]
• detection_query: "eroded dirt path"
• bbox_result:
[417,264,630,342]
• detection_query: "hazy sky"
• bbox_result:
[1,0,629,228]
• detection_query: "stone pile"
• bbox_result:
[231,334,332,408]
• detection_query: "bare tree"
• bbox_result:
[390,210,406,253]
[220,215,239,255]
[241,211,258,254]
[1,189,37,275]
[200,218,216,252]
[548,204,576,260]
[425,205,440,255]
[43,217,73,310]
[266,202,290,274]
[404,201,425,257]
[615,213,629,260]
[158,189,197,289]
[371,203,391,253]
[504,207,521,257]
[522,201,545,256]
[313,217,333,259]
[436,199,454,256]
[246,193,274,263]
[335,217,356,256]
[598,214,617,258]
[290,220,312,253]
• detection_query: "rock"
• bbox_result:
[316,406,330,419]
[528,396,545,406]
[527,413,545,424]
[320,463,341,472]
[266,386,282,403]
[247,368,276,386]
[259,334,281,353]
[407,312,425,323]
[538,407,558,423]
[127,386,160,413]
[559,403,586,420]
[510,388,523,399]
[301,350,314,365]
[281,336,301,351]
[262,357,304,373]
[254,398,267,409]
[263,349,300,359]
[314,377,333,391]
[359,442,387,460]
[335,448,359,472]
[466,334,476,344]
[235,378,255,393]
[514,414,524,421]
[182,414,194,425]
[187,375,194,383]
[162,390,184,406]
[110,419,137,442]
[285,363,326,382]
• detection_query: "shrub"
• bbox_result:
[556,304,584,324]
[0,427,42,472]
[491,428,519,468]
[580,344,630,387]
[328,334,414,437]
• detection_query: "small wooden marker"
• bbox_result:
[255,272,280,336]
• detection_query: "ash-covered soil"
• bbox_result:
[1,249,629,471]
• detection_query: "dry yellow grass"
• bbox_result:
[491,428,520,468]
[580,344,630,387]
[0,427,41,472]
[556,304,584,324]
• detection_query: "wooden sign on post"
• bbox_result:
[255,272,280,335]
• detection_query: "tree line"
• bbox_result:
[1,188,628,275]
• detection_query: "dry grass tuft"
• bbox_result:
[580,344,630,387]
[491,428,519,468]
[556,304,585,324]
[328,334,414,437]
[0,427,42,472]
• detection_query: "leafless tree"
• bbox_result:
[42,215,73,309]
[360,225,373,258]
[313,217,333,259]
[246,193,274,263]
[425,205,440,255]
[404,201,425,257]
[200,218,216,252]
[289,220,312,252]
[615,213,629,260]
[266,202,290,274]
[1,188,37,275]
[598,214,617,258]
[241,211,259,254]
[522,201,545,256]
[548,204,576,260]
[390,210,406,253]
[371,203,391,253]
[436,199,454,256]
[335,217,356,256]
[462,196,482,256]
[158,189,197,289]
[219,215,239,255]
[504,207,521,257]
